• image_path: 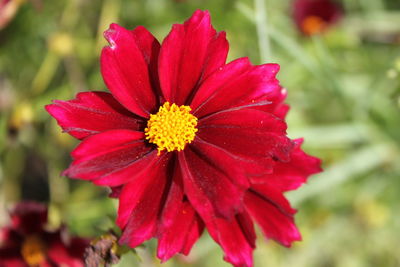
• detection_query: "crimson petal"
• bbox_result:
[118,155,171,247]
[10,202,47,235]
[191,61,281,118]
[245,185,301,247]
[131,26,162,97]
[260,87,290,119]
[158,10,228,105]
[179,154,255,267]
[101,23,158,118]
[157,200,203,261]
[180,213,204,255]
[47,240,85,267]
[198,108,294,162]
[156,160,204,261]
[252,139,322,189]
[201,31,229,83]
[64,130,156,187]
[210,213,255,267]
[190,57,251,113]
[180,142,247,219]
[0,255,26,267]
[46,91,141,140]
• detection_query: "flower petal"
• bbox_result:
[180,214,204,255]
[157,202,203,261]
[158,10,228,105]
[156,164,204,261]
[190,57,251,112]
[261,87,289,119]
[211,214,255,267]
[109,186,123,198]
[64,130,157,186]
[10,202,47,235]
[198,108,294,162]
[0,229,24,265]
[191,61,281,118]
[46,92,142,140]
[192,138,250,188]
[245,185,301,247]
[201,31,229,82]
[180,142,247,219]
[47,239,85,267]
[0,255,27,267]
[131,26,161,96]
[118,155,171,247]
[101,23,158,118]
[179,154,254,267]
[252,139,322,189]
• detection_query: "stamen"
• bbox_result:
[145,102,198,155]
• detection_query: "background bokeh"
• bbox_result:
[1,0,400,266]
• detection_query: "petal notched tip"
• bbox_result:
[45,100,63,116]
[277,226,302,248]
[186,9,211,25]
[61,167,77,179]
[103,23,122,49]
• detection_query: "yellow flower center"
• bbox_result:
[301,15,327,35]
[145,102,198,154]
[21,235,47,266]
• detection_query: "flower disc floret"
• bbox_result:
[145,102,198,154]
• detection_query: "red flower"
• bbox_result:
[46,10,321,267]
[292,0,343,35]
[0,202,89,267]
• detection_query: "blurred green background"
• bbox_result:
[1,0,400,266]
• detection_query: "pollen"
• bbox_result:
[145,102,198,155]
[21,235,47,266]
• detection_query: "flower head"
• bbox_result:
[292,0,343,35]
[46,10,322,267]
[0,202,89,267]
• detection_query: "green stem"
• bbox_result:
[254,0,271,62]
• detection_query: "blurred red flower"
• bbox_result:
[46,10,321,267]
[292,0,343,35]
[0,202,88,267]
